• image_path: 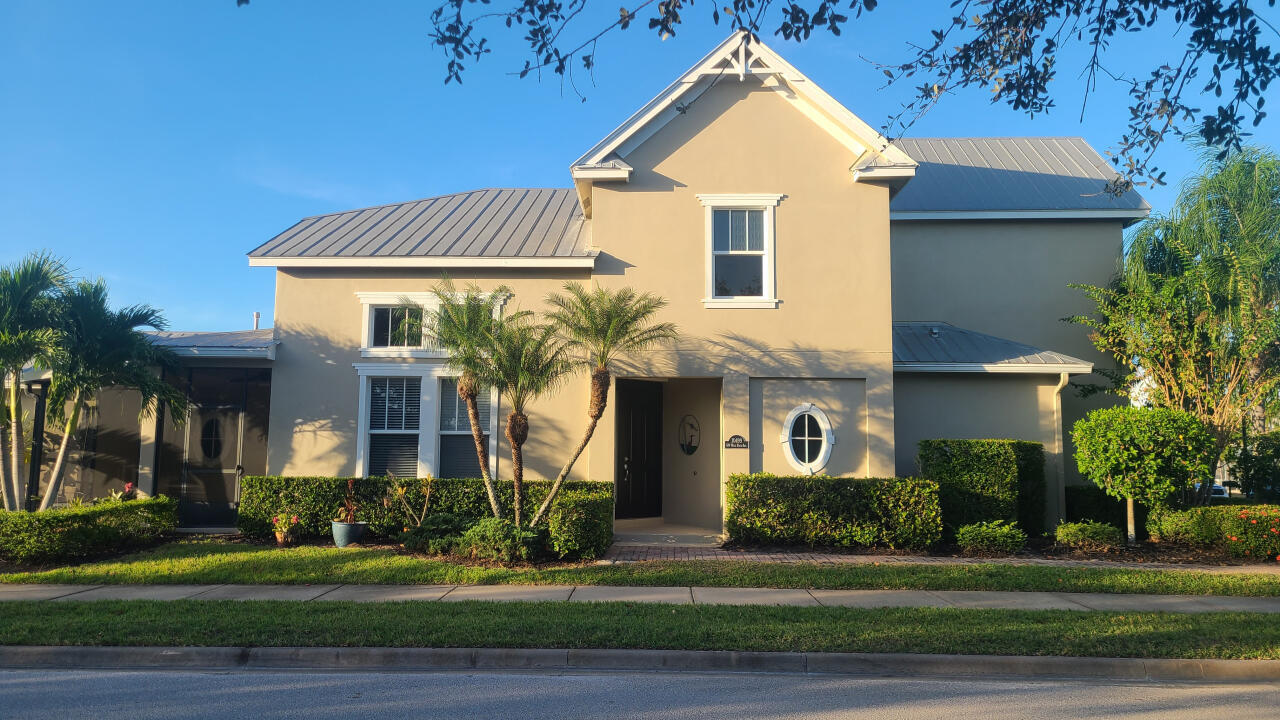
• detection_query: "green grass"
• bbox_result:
[1,600,1276,659]
[3,540,1280,596]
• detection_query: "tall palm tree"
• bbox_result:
[530,284,677,526]
[479,317,571,527]
[39,280,188,510]
[418,279,524,518]
[0,252,68,511]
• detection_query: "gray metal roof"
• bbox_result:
[893,322,1091,372]
[249,188,592,259]
[889,137,1150,214]
[147,329,277,359]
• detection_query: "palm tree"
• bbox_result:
[39,280,188,509]
[530,284,677,526]
[479,317,571,527]
[0,252,68,511]
[419,279,524,518]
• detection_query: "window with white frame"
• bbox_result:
[697,194,782,308]
[370,306,424,348]
[356,291,508,358]
[367,377,421,478]
[437,377,491,479]
[780,403,834,475]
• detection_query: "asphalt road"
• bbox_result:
[1,669,1277,719]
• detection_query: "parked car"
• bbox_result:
[1195,483,1230,501]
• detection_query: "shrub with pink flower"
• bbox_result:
[1222,507,1280,560]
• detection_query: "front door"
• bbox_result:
[180,404,242,526]
[615,379,663,518]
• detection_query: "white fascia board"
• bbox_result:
[569,166,632,181]
[852,166,918,181]
[894,362,1093,375]
[249,255,597,269]
[889,209,1150,221]
[169,346,277,360]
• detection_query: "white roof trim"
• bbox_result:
[569,166,632,181]
[168,346,277,361]
[249,255,597,269]
[894,362,1093,375]
[890,209,1150,221]
[571,31,916,171]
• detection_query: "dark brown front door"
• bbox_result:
[615,379,662,519]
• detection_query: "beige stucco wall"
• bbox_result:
[661,379,722,528]
[890,220,1125,483]
[749,378,869,477]
[893,372,1067,523]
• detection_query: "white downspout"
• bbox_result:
[1052,372,1070,527]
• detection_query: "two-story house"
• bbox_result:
[61,32,1147,531]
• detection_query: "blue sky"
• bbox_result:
[3,1,1278,331]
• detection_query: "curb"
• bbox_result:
[2,646,1279,683]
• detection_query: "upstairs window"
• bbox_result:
[370,306,424,348]
[697,194,782,309]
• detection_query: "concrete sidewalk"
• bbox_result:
[3,583,1279,612]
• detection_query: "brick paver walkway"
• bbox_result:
[600,544,1280,574]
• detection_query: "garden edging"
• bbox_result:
[2,645,1278,683]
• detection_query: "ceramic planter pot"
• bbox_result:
[331,521,368,548]
[274,529,298,547]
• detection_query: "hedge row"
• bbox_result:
[918,439,1046,536]
[237,476,614,559]
[725,473,941,549]
[1065,485,1150,540]
[0,497,178,564]
[1147,504,1280,560]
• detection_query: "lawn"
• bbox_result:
[3,540,1280,596]
[0,600,1276,659]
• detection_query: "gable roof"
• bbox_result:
[146,329,278,360]
[892,321,1091,374]
[889,137,1150,221]
[248,188,595,268]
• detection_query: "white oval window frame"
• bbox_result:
[779,403,835,475]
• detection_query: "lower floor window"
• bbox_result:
[368,433,418,478]
[367,376,421,478]
[780,403,834,475]
[437,377,491,478]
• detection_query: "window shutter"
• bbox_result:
[368,434,418,478]
[438,434,487,478]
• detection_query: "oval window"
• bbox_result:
[200,418,223,459]
[780,404,833,474]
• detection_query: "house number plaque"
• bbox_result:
[724,434,749,449]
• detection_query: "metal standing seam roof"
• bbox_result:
[248,188,593,260]
[146,329,278,359]
[892,322,1091,372]
[888,137,1150,214]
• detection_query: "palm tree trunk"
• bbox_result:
[39,391,82,511]
[531,367,609,527]
[0,378,13,511]
[8,372,26,512]
[506,411,528,527]
[460,386,501,518]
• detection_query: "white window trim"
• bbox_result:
[779,403,835,475]
[353,362,500,479]
[355,291,509,359]
[696,194,783,309]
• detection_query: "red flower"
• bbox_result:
[272,516,279,524]
[1252,519,1258,524]
[291,515,299,524]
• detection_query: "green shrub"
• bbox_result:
[1055,520,1124,550]
[456,517,547,563]
[1064,485,1150,539]
[238,476,613,542]
[1147,504,1280,560]
[1228,430,1280,502]
[1073,407,1216,509]
[955,520,1026,554]
[725,474,941,549]
[0,497,178,564]
[547,490,615,560]
[918,439,1046,535]
[399,513,469,555]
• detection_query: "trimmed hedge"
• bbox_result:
[1055,520,1124,550]
[955,520,1026,554]
[1148,504,1280,559]
[725,473,941,549]
[0,497,178,564]
[918,439,1046,536]
[237,476,614,559]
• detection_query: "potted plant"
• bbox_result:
[332,478,367,548]
[272,513,300,547]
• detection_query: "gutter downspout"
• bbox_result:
[1052,372,1070,528]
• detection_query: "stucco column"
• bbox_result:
[866,359,897,478]
[719,371,751,531]
[136,411,158,499]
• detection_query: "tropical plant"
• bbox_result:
[1071,146,1280,500]
[416,279,523,519]
[0,252,69,511]
[530,283,677,526]
[478,316,571,527]
[335,476,359,524]
[1073,406,1218,544]
[37,279,188,510]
